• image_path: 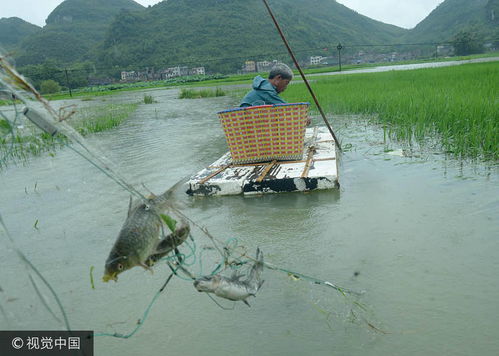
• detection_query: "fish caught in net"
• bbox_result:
[0,51,381,340]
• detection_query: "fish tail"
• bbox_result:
[257,247,264,266]
[248,248,264,288]
[254,247,264,274]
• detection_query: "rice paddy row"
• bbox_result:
[179,87,226,99]
[0,103,138,169]
[283,62,498,160]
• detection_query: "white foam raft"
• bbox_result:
[185,126,339,196]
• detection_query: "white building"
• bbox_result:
[190,67,206,75]
[179,66,189,76]
[121,71,137,81]
[256,60,272,71]
[168,66,189,77]
[242,61,256,73]
[257,60,281,72]
[310,56,327,65]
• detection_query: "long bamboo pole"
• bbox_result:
[261,0,342,152]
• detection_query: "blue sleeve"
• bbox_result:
[239,88,286,107]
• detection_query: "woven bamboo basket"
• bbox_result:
[218,103,309,164]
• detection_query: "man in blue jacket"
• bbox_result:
[240,63,293,107]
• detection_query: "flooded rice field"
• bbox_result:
[1,87,498,355]
[310,56,499,76]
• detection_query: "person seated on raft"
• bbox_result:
[240,63,293,107]
[240,63,311,125]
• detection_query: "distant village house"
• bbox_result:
[120,66,205,82]
[310,56,328,65]
[242,59,283,73]
[190,67,206,75]
[242,61,256,73]
[121,71,136,81]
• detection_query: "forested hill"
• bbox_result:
[45,0,143,24]
[6,0,499,76]
[0,17,41,52]
[407,0,499,43]
[98,0,407,72]
[14,0,144,66]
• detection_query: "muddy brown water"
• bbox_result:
[0,86,498,356]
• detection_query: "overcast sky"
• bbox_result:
[1,0,445,29]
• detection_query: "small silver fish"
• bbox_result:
[103,195,189,282]
[194,248,264,307]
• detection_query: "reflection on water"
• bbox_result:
[1,88,498,356]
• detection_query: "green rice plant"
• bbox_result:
[73,103,139,135]
[0,103,138,169]
[283,62,498,160]
[179,88,196,98]
[143,94,155,104]
[179,87,225,99]
[215,87,226,97]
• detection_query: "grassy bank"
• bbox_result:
[283,62,498,160]
[1,103,138,168]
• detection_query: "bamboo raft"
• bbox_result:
[185,126,339,196]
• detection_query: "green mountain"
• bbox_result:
[9,0,498,83]
[15,0,144,66]
[98,0,407,72]
[0,17,41,52]
[407,0,498,43]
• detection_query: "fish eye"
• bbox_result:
[117,263,124,271]
[144,205,150,211]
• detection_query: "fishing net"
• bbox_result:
[0,51,382,344]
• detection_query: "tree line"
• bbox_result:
[15,31,496,94]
